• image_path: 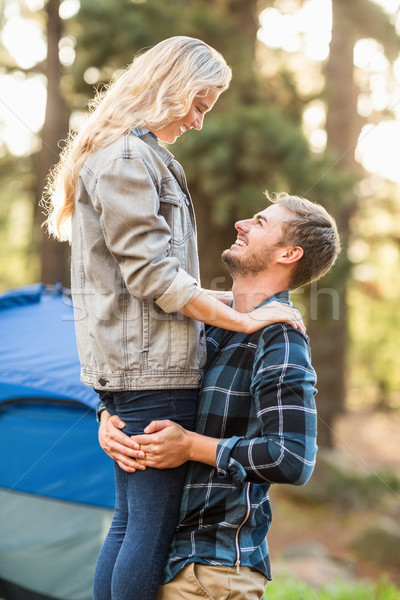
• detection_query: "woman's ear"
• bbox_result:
[277,246,304,264]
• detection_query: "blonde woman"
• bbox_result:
[44,36,303,600]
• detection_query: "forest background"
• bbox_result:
[1,0,400,593]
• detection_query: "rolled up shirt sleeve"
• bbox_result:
[93,154,197,313]
[216,325,318,487]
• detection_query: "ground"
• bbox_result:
[266,409,400,589]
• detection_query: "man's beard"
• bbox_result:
[222,245,276,277]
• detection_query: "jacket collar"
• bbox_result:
[131,128,174,167]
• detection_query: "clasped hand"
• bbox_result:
[98,412,190,473]
[131,420,191,469]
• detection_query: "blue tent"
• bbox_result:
[0,284,115,600]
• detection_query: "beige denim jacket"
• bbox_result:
[71,130,206,391]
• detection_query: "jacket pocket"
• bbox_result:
[159,178,194,253]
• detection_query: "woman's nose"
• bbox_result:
[192,113,204,130]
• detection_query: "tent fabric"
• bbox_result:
[0,284,115,508]
[0,399,115,507]
[0,579,55,600]
[0,283,98,407]
[0,489,112,600]
[0,284,115,600]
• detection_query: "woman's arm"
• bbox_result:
[204,289,234,306]
[181,287,305,333]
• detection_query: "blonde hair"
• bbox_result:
[43,36,232,240]
[269,192,341,290]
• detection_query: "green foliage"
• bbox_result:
[1,0,399,412]
[347,183,400,407]
[264,578,400,600]
[349,288,400,405]
[0,152,39,292]
[285,449,400,510]
[70,0,235,98]
[68,0,353,231]
[318,469,400,509]
[173,103,342,225]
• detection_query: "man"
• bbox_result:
[98,192,340,599]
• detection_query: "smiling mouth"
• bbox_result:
[234,238,247,247]
[180,125,193,134]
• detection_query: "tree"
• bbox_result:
[306,0,400,446]
[69,0,327,288]
[0,0,72,287]
[68,1,355,449]
[3,0,385,448]
[36,0,70,286]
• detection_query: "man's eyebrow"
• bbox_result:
[254,213,268,224]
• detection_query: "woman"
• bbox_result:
[44,36,302,600]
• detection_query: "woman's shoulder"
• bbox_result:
[81,133,173,186]
[83,133,152,172]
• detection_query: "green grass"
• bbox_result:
[264,579,400,599]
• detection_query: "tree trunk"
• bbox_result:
[195,0,260,288]
[194,200,239,290]
[307,0,361,447]
[36,0,71,287]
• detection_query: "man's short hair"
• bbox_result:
[269,191,341,290]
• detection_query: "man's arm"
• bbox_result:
[97,402,218,472]
[217,325,318,486]
[131,325,317,487]
[100,325,316,479]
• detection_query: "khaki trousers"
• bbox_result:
[157,563,268,600]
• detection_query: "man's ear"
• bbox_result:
[276,246,303,264]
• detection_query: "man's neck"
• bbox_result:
[231,275,289,313]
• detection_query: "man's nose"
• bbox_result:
[235,219,251,232]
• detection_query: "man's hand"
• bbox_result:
[131,420,192,469]
[132,420,220,469]
[98,411,146,473]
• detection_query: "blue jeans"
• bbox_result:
[93,389,198,600]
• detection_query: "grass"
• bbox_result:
[264,579,400,599]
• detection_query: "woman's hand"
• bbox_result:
[98,411,146,473]
[181,288,304,334]
[246,301,305,334]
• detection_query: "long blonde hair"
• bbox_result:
[43,36,232,241]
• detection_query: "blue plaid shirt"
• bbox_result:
[163,291,318,582]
